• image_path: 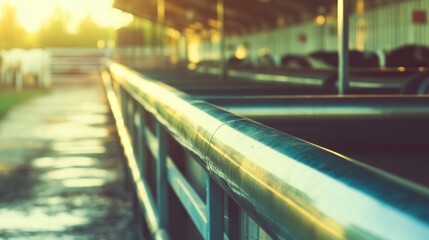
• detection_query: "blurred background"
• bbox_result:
[1,0,429,239]
[0,0,132,49]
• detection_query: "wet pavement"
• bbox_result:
[0,83,140,239]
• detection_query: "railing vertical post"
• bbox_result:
[207,176,223,239]
[120,88,128,126]
[136,106,147,177]
[133,101,145,240]
[338,0,350,94]
[132,100,138,154]
[156,121,168,229]
[128,99,135,143]
[130,100,141,239]
[118,87,133,191]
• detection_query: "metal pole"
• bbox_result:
[183,35,189,65]
[157,0,166,64]
[128,99,135,142]
[320,22,325,50]
[120,88,128,126]
[207,176,223,239]
[133,102,146,240]
[157,0,165,24]
[156,121,168,229]
[338,0,349,94]
[217,0,226,81]
[137,106,147,178]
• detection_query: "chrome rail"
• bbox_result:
[195,66,429,92]
[102,62,429,239]
[203,95,429,120]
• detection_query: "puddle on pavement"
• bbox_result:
[42,197,66,206]
[0,87,139,239]
[44,116,68,124]
[35,195,109,211]
[33,157,99,169]
[52,145,106,155]
[0,140,47,150]
[78,103,109,114]
[43,168,114,180]
[68,114,108,125]
[0,208,88,232]
[52,140,104,148]
[42,168,116,189]
[43,124,109,139]
[63,179,107,188]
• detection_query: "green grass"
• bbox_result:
[0,90,45,120]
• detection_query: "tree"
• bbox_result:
[0,4,28,49]
[37,8,75,47]
[37,11,114,48]
[0,5,116,49]
[74,15,113,48]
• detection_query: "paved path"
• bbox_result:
[0,84,139,239]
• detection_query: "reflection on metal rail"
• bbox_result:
[101,62,429,239]
[195,66,429,92]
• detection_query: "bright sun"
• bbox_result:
[0,0,133,33]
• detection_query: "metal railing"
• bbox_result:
[101,62,429,239]
[194,65,429,93]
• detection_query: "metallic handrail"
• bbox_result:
[204,95,429,120]
[101,70,169,240]
[199,67,417,90]
[105,62,429,239]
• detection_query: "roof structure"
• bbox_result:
[113,0,406,33]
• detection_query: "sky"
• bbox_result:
[0,0,133,33]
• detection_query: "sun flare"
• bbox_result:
[0,0,133,33]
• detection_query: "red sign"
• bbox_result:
[413,10,427,24]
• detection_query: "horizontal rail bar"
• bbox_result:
[203,95,429,119]
[196,67,415,89]
[228,70,325,86]
[101,70,170,240]
[229,69,404,89]
[106,62,429,240]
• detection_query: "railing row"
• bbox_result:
[101,62,429,239]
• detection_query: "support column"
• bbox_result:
[338,0,350,94]
[136,106,148,177]
[217,0,226,81]
[157,0,166,65]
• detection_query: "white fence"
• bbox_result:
[48,48,107,84]
[0,48,108,89]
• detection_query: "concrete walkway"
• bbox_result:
[0,83,139,239]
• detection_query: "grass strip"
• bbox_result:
[0,90,45,120]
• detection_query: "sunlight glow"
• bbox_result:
[188,38,201,63]
[235,44,248,59]
[0,0,133,33]
[315,15,326,25]
[356,0,365,14]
